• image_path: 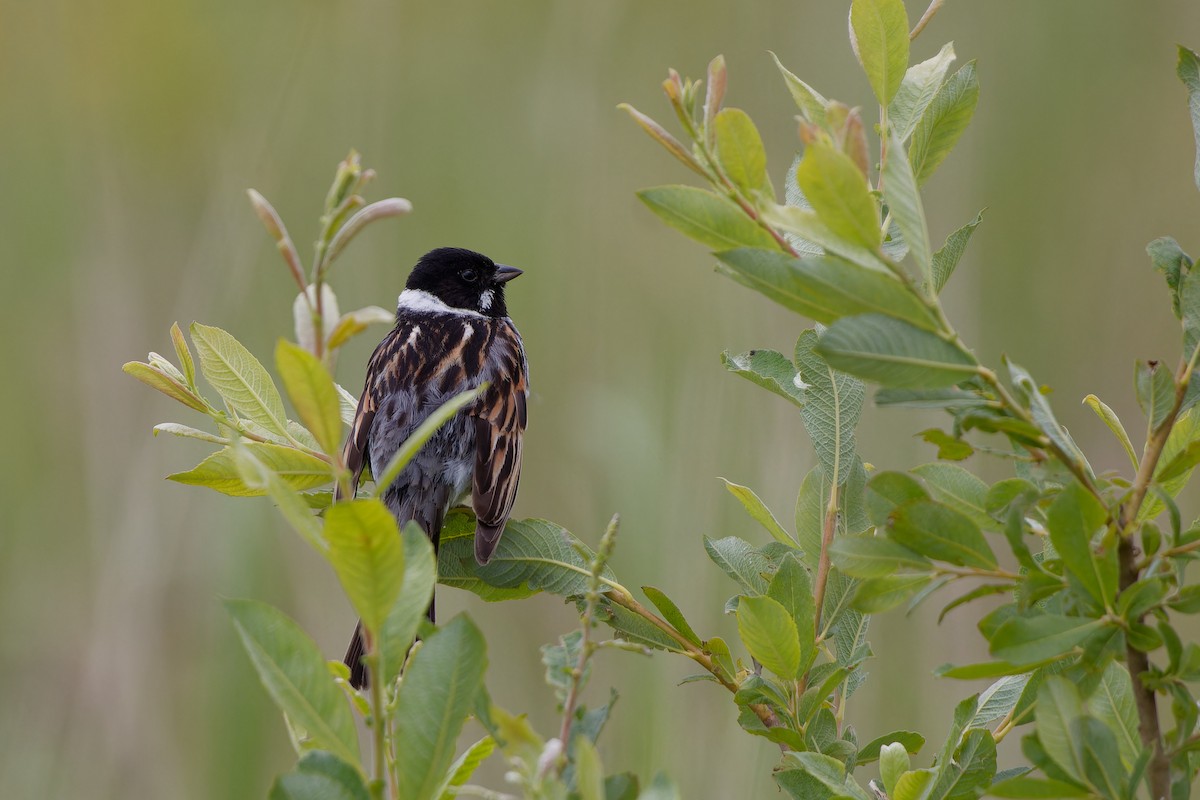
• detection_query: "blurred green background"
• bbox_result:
[4,1,1200,797]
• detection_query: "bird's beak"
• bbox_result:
[494,264,523,283]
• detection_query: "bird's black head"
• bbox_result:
[404,247,522,317]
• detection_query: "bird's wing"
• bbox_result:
[337,319,417,500]
[470,319,528,564]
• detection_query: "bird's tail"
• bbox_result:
[344,620,368,690]
[345,508,445,688]
[343,595,437,690]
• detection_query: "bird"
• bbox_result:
[337,246,528,689]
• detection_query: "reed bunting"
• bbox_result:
[338,247,528,688]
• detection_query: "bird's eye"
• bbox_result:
[460,269,479,283]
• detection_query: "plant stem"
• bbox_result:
[367,645,388,796]
[909,0,945,41]
[1113,356,1193,800]
[204,403,334,464]
[992,703,1034,744]
[694,137,800,257]
[934,564,1022,581]
[1120,535,1169,800]
[812,485,840,635]
[557,516,618,765]
[1141,537,1200,570]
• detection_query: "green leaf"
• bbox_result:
[796,142,880,250]
[1046,483,1116,608]
[394,615,488,800]
[1007,360,1093,479]
[866,471,929,526]
[642,586,703,647]
[970,673,1030,728]
[1143,409,1200,519]
[595,597,687,654]
[1147,236,1192,317]
[1169,583,1200,614]
[269,751,369,800]
[435,737,496,800]
[763,203,894,273]
[936,661,1038,680]
[720,347,805,409]
[931,209,984,294]
[324,499,404,638]
[123,361,208,412]
[637,186,778,251]
[796,330,866,485]
[169,443,331,496]
[719,478,797,546]
[441,512,613,599]
[892,770,936,800]
[851,574,933,613]
[153,422,225,444]
[224,599,359,767]
[276,339,343,455]
[880,742,911,795]
[911,462,993,530]
[1080,724,1132,800]
[541,630,587,705]
[1083,394,1138,470]
[889,42,957,142]
[1086,661,1140,771]
[169,321,196,387]
[1136,360,1176,432]
[770,51,828,125]
[336,383,358,426]
[1181,266,1200,364]
[190,322,290,437]
[889,499,997,569]
[987,776,1090,798]
[795,468,828,570]
[736,595,802,678]
[990,615,1106,667]
[715,248,940,331]
[574,737,606,800]
[881,132,932,283]
[877,386,991,411]
[436,512,534,602]
[767,553,816,669]
[636,773,680,800]
[714,108,770,196]
[931,728,996,800]
[938,583,1012,623]
[1178,46,1200,191]
[909,62,979,185]
[775,752,875,800]
[817,314,979,389]
[858,731,925,765]
[326,305,397,351]
[232,445,327,552]
[830,533,930,578]
[378,524,437,687]
[850,0,910,106]
[1033,677,1085,782]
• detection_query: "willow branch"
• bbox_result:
[603,588,783,730]
[812,485,841,634]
